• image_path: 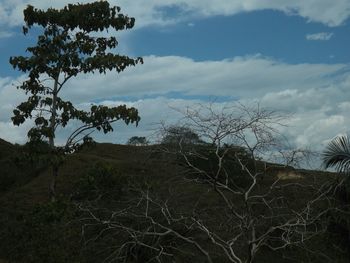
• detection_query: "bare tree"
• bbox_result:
[77,187,214,263]
[167,102,335,262]
[77,102,340,262]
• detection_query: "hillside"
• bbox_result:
[0,139,348,263]
[0,139,44,192]
[0,138,15,160]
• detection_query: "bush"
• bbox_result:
[161,125,204,145]
[127,136,148,146]
[0,200,80,263]
[72,162,127,201]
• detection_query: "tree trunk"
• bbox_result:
[49,165,59,201]
[49,75,59,201]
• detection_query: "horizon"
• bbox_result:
[0,0,349,166]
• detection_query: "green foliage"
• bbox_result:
[10,1,142,152]
[0,200,81,263]
[323,135,350,255]
[0,138,15,159]
[72,162,127,201]
[326,210,350,255]
[0,141,47,191]
[323,134,350,174]
[23,2,135,33]
[162,125,204,145]
[9,1,143,198]
[173,143,253,186]
[30,199,69,223]
[1,142,349,262]
[127,136,149,146]
[0,164,16,191]
[14,140,53,167]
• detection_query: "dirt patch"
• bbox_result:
[277,171,303,180]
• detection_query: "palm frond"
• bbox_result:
[323,134,350,174]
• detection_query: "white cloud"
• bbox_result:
[0,121,28,144]
[0,76,27,122]
[60,55,346,103]
[1,0,350,29]
[0,55,349,154]
[294,114,346,148]
[259,75,350,151]
[306,32,334,41]
[0,30,14,39]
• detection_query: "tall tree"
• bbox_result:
[10,1,143,200]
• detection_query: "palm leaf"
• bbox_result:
[323,134,350,174]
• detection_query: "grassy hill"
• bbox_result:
[0,138,14,154]
[0,138,42,192]
[0,139,348,262]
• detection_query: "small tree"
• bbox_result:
[161,125,203,145]
[10,1,143,200]
[323,134,350,174]
[127,136,148,146]
[323,134,350,253]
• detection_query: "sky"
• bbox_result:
[0,0,350,166]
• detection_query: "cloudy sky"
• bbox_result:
[0,0,350,159]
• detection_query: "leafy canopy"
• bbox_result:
[323,134,350,174]
[9,1,143,152]
[127,136,148,146]
[161,126,203,145]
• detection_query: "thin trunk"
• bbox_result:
[247,227,256,263]
[50,165,59,201]
[49,75,59,201]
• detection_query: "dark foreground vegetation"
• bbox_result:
[2,2,349,262]
[0,138,349,263]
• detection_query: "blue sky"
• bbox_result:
[1,0,350,167]
[2,7,350,77]
[129,10,350,64]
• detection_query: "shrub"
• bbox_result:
[0,200,80,263]
[72,162,127,201]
